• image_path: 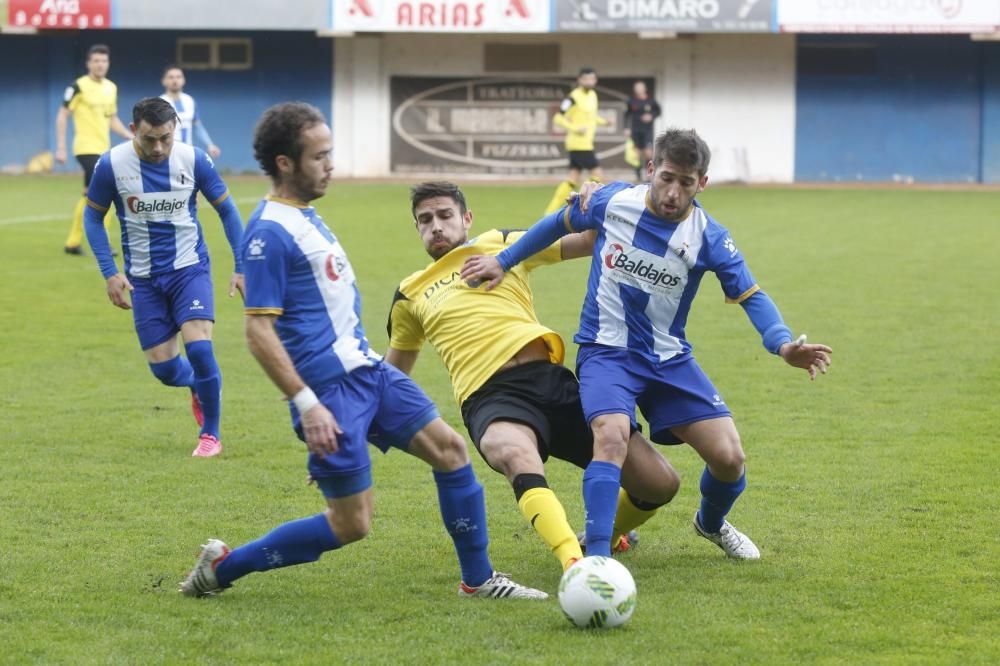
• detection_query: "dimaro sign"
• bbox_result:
[332,0,549,32]
[778,0,1000,33]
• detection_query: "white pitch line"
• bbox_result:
[0,197,262,227]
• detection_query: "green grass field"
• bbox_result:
[1,175,997,664]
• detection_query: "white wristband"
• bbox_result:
[291,387,319,413]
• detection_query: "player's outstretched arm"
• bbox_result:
[245,313,343,454]
[778,335,833,381]
[461,208,576,289]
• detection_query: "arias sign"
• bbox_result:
[8,0,111,29]
[332,0,549,32]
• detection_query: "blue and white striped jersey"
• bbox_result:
[87,142,230,278]
[567,181,759,362]
[242,198,379,390]
[161,92,198,145]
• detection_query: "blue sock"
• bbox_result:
[434,464,492,587]
[215,513,340,587]
[582,460,622,558]
[185,340,221,438]
[148,355,194,388]
[697,467,747,534]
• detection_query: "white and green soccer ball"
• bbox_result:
[558,556,637,629]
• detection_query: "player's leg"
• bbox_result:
[173,264,222,452]
[478,420,582,570]
[64,155,99,254]
[673,416,758,558]
[373,364,545,598]
[615,430,680,546]
[135,274,196,397]
[544,164,582,215]
[180,373,380,597]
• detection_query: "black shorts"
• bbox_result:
[631,129,654,151]
[76,154,100,188]
[461,361,594,471]
[568,150,599,171]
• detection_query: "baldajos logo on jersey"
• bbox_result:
[604,242,684,294]
[126,191,189,217]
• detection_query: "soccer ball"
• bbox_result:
[558,556,637,629]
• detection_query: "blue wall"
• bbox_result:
[0,30,333,173]
[796,35,1000,183]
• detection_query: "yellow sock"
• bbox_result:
[612,488,660,548]
[65,197,86,248]
[543,179,578,215]
[518,487,583,570]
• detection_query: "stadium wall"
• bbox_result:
[0,31,332,174]
[332,32,797,183]
[795,34,1000,184]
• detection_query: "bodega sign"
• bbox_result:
[553,0,773,32]
[8,0,110,29]
[332,0,549,32]
[391,76,647,175]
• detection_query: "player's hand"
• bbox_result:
[208,145,222,159]
[460,255,505,291]
[301,402,343,456]
[574,127,588,136]
[575,181,604,213]
[55,148,67,164]
[229,272,245,300]
[779,336,832,381]
[106,273,133,310]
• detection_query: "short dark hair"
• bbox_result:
[253,102,326,179]
[162,64,183,77]
[579,67,596,77]
[652,128,712,176]
[409,181,468,219]
[87,44,109,60]
[132,96,179,127]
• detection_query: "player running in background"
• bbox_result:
[180,103,546,600]
[83,97,245,458]
[624,81,661,183]
[544,67,609,215]
[55,44,133,256]
[160,65,222,159]
[385,181,679,572]
[462,128,832,560]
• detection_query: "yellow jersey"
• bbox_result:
[553,87,607,152]
[389,229,565,406]
[64,74,118,156]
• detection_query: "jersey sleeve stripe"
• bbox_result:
[245,307,284,315]
[211,191,231,207]
[562,207,575,233]
[86,199,109,212]
[726,284,760,305]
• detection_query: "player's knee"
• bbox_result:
[656,465,681,504]
[431,430,471,472]
[327,508,371,544]
[591,418,629,464]
[480,435,538,479]
[708,433,746,479]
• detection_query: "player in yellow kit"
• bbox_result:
[386,182,679,572]
[55,44,132,255]
[544,67,609,215]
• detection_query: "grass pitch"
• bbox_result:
[1,175,997,664]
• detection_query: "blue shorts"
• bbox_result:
[576,344,731,445]
[130,262,215,350]
[293,362,439,497]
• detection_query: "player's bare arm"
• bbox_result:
[54,106,70,163]
[778,335,833,381]
[245,313,342,454]
[559,230,596,260]
[384,347,419,375]
[110,114,134,140]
